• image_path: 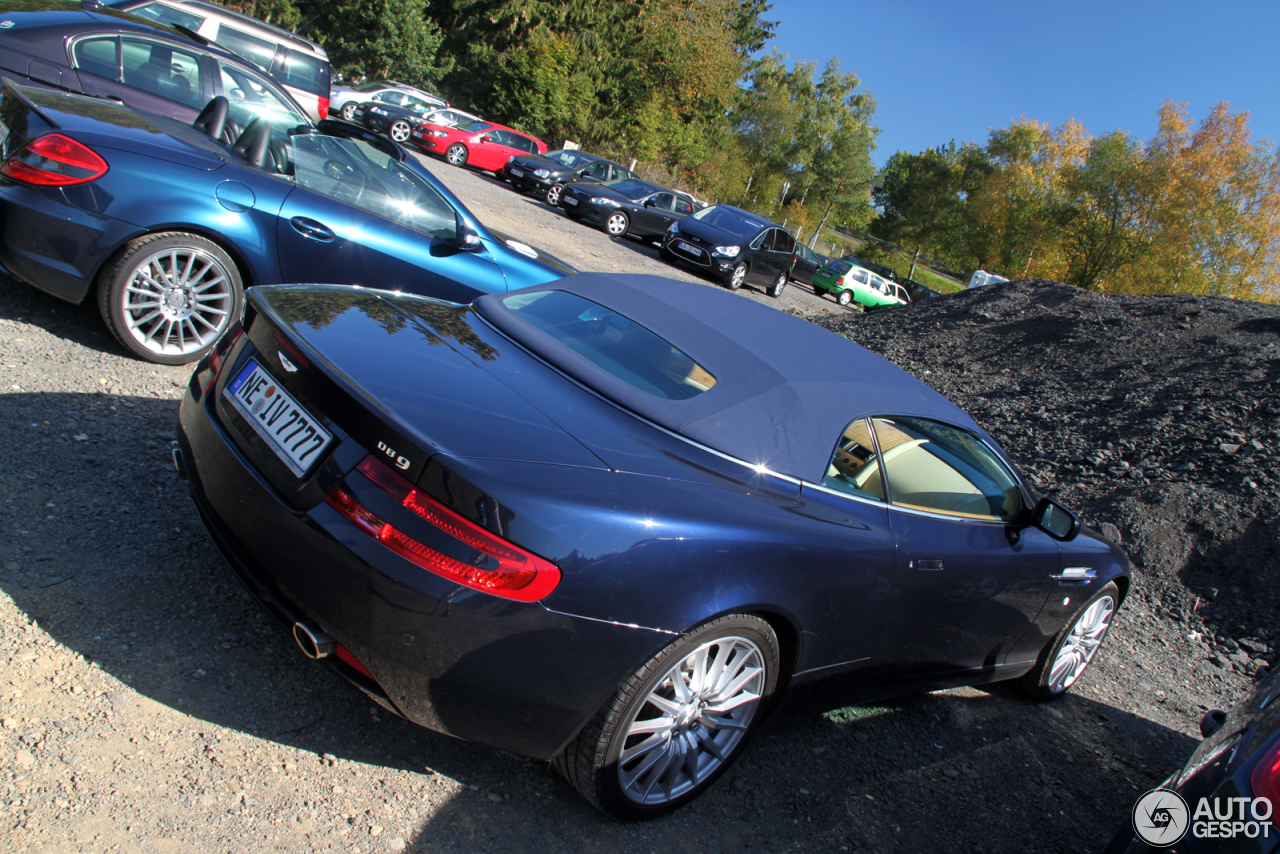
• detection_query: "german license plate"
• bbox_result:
[564,195,578,206]
[677,241,702,255]
[509,167,524,177]
[225,360,332,476]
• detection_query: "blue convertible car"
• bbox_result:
[0,80,569,363]
[176,271,1131,819]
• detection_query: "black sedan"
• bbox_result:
[661,205,796,296]
[1104,666,1279,852]
[504,148,635,205]
[790,242,827,288]
[560,178,694,240]
[350,97,444,144]
[177,271,1130,819]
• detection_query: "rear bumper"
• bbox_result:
[0,182,139,304]
[177,371,668,760]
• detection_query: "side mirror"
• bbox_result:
[1031,496,1081,541]
[455,216,482,251]
[644,198,659,207]
[479,135,492,143]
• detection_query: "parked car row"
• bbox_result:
[0,2,1144,834]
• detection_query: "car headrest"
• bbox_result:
[192,95,228,141]
[232,117,272,170]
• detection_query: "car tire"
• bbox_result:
[445,143,469,166]
[727,263,747,290]
[389,120,411,143]
[97,232,243,366]
[339,102,357,121]
[1015,582,1119,702]
[767,271,787,298]
[545,184,564,206]
[555,613,780,819]
[836,290,852,306]
[604,212,630,237]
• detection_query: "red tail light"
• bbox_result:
[317,96,330,119]
[1250,739,1280,820]
[0,134,108,186]
[325,456,561,602]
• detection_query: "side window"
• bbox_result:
[851,269,870,285]
[73,36,120,80]
[649,192,675,210]
[774,231,795,254]
[373,91,403,105]
[750,229,769,250]
[581,161,610,180]
[484,130,509,146]
[674,197,693,214]
[217,61,301,126]
[513,134,537,153]
[822,418,886,501]
[121,38,203,108]
[212,25,276,73]
[870,416,1023,520]
[130,3,206,31]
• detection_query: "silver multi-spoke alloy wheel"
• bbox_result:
[605,212,629,236]
[544,184,563,206]
[555,614,779,819]
[389,120,411,142]
[618,635,765,805]
[1048,593,1115,693]
[100,233,243,365]
[445,143,468,166]
[768,270,787,297]
[728,263,747,290]
[339,102,357,121]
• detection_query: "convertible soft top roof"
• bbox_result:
[474,274,981,484]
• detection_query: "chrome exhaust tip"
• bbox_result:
[171,446,187,479]
[293,622,336,659]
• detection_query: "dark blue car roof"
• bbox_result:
[475,273,977,483]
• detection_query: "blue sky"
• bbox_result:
[766,1,1280,166]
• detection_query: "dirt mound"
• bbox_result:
[816,280,1280,659]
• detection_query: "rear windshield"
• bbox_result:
[603,179,659,200]
[825,260,852,275]
[502,291,716,401]
[691,206,768,239]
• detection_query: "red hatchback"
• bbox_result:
[411,119,546,172]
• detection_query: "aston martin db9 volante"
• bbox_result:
[0,81,570,364]
[175,272,1131,818]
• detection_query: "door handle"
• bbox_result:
[1051,567,1096,582]
[911,560,944,571]
[290,217,335,242]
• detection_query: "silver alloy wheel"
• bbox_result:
[340,102,357,121]
[1048,594,1115,693]
[389,120,411,142]
[605,212,629,236]
[120,246,235,359]
[837,289,851,306]
[768,271,787,297]
[617,635,765,806]
[446,143,468,166]
[728,263,746,290]
[545,184,563,206]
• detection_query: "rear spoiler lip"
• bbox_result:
[1,75,61,130]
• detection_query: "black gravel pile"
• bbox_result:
[816,280,1280,676]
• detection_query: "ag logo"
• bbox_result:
[1133,789,1190,846]
[376,440,411,471]
[0,21,14,29]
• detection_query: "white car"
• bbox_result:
[330,80,446,121]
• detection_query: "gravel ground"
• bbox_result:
[1,154,1276,853]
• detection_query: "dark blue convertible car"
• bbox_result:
[0,80,569,363]
[175,271,1131,819]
